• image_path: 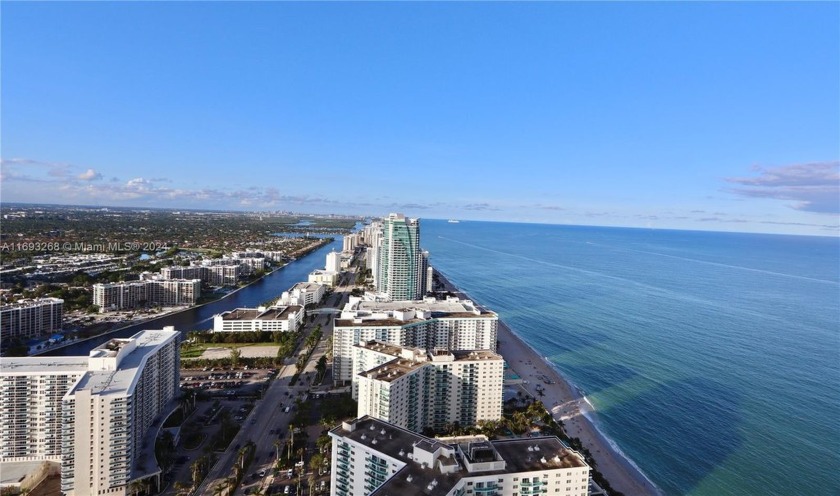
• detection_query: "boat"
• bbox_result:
[447,219,460,223]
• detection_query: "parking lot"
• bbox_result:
[180,367,277,399]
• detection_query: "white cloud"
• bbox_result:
[77,168,102,181]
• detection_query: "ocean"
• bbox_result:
[420,220,839,496]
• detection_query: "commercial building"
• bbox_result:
[92,279,201,313]
[213,306,303,333]
[0,298,64,343]
[329,416,591,496]
[276,282,326,307]
[333,297,498,383]
[376,213,426,301]
[354,341,504,432]
[309,269,339,287]
[0,328,181,496]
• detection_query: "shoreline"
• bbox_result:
[435,270,661,496]
[31,238,334,357]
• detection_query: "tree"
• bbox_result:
[287,424,295,460]
[128,480,144,496]
[316,434,332,454]
[190,460,202,487]
[173,481,190,495]
[309,453,325,474]
[274,439,283,463]
[230,347,242,369]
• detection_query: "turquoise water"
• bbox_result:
[421,220,839,496]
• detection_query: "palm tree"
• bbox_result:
[190,460,201,487]
[316,434,331,454]
[128,480,143,496]
[308,472,316,496]
[173,481,190,495]
[237,445,249,470]
[230,347,241,368]
[287,423,295,459]
[274,439,283,463]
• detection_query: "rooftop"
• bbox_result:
[356,342,503,382]
[0,297,64,310]
[0,356,89,375]
[363,358,426,383]
[69,329,179,397]
[290,282,323,292]
[332,417,588,496]
[356,340,416,357]
[220,306,301,321]
[345,297,488,315]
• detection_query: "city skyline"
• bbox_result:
[2,2,838,236]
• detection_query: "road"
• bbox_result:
[193,267,356,496]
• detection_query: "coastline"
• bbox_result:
[435,270,661,496]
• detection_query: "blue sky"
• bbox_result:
[2,2,838,235]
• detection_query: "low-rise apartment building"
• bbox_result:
[276,282,325,307]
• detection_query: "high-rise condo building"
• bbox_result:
[0,328,180,496]
[376,213,425,301]
[326,251,342,273]
[354,341,504,433]
[365,221,383,288]
[0,297,64,343]
[333,297,498,383]
[329,416,591,496]
[92,279,201,313]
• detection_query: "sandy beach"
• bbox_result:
[437,272,661,496]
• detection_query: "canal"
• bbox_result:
[45,235,344,357]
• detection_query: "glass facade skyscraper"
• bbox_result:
[376,213,423,300]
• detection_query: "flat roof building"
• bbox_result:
[329,416,590,496]
[93,279,200,313]
[333,297,498,383]
[0,297,63,344]
[354,341,504,433]
[213,305,303,333]
[0,328,181,496]
[276,282,326,307]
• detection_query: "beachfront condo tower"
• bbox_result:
[333,296,498,384]
[353,341,504,433]
[329,416,591,496]
[376,213,425,301]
